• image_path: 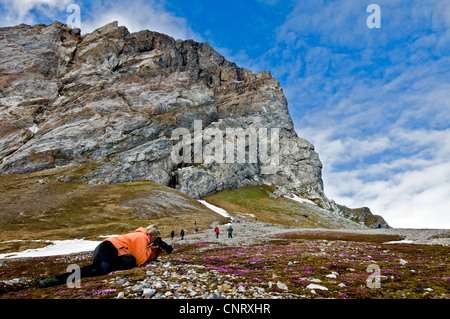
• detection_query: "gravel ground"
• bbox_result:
[1,219,448,299]
[109,221,450,300]
[177,219,450,247]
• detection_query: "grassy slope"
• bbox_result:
[203,184,363,229]
[0,163,227,254]
[0,163,370,256]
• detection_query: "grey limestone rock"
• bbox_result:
[0,21,387,227]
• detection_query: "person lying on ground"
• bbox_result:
[38,225,173,288]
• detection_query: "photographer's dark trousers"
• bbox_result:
[54,240,136,284]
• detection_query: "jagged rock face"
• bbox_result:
[0,21,325,203]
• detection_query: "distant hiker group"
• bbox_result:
[168,223,236,241]
[170,220,202,241]
[170,229,185,240]
[214,225,233,239]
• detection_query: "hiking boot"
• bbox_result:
[38,277,59,288]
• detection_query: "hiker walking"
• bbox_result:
[170,230,175,240]
[214,226,220,239]
[227,225,233,238]
[180,229,185,240]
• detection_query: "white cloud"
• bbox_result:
[0,0,72,26]
[278,1,450,229]
[81,0,201,40]
[309,128,450,229]
[367,161,450,229]
[0,0,200,41]
[276,0,369,49]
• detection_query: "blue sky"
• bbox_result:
[1,0,449,228]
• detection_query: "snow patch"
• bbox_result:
[286,194,317,206]
[0,239,101,259]
[198,200,233,219]
[383,239,414,244]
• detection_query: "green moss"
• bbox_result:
[204,185,344,228]
[204,185,300,225]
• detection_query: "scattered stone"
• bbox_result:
[309,278,322,283]
[116,292,125,299]
[153,282,164,289]
[132,283,151,292]
[306,284,328,291]
[277,282,288,290]
[142,288,156,298]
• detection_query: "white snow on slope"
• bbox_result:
[383,239,415,244]
[0,239,101,259]
[286,194,317,206]
[198,200,233,219]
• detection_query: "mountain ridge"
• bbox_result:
[0,21,388,229]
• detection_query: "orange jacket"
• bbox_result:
[105,227,160,266]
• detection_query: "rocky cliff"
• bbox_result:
[0,21,388,228]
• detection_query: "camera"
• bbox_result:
[152,237,173,254]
